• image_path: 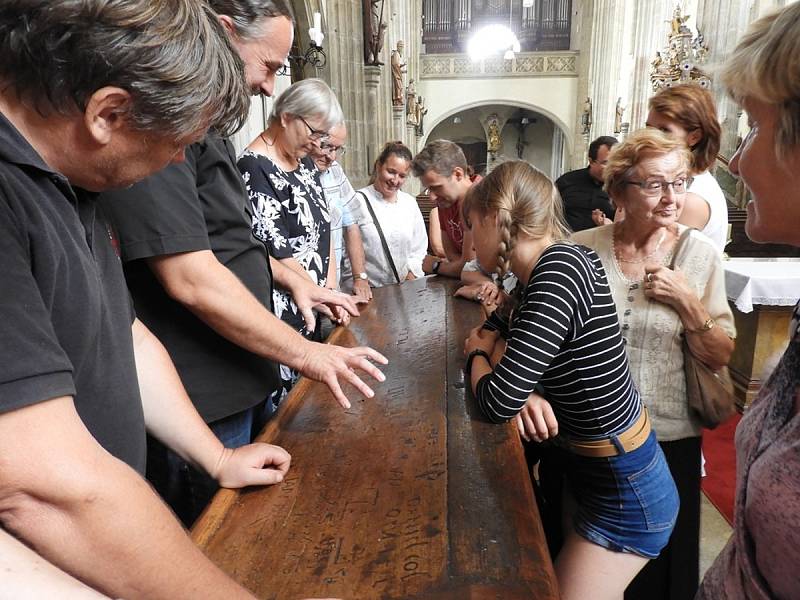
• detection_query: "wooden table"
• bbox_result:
[192,277,558,600]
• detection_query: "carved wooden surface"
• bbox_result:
[191,277,558,600]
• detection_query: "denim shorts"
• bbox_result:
[565,429,679,559]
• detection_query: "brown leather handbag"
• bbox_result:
[672,229,737,429]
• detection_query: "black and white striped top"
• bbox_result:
[476,242,642,440]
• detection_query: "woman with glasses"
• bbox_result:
[699,5,800,598]
[238,78,344,401]
[571,129,735,600]
[647,83,728,253]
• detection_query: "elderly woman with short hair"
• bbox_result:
[238,78,344,398]
[571,128,735,600]
[699,4,800,599]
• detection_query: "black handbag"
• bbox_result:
[671,228,737,429]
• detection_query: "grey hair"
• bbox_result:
[208,0,294,41]
[0,0,250,138]
[268,78,344,131]
[720,3,800,158]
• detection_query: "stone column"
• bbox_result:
[586,0,628,140]
[697,0,751,159]
[363,65,382,168]
[627,2,674,130]
[392,105,405,142]
[322,0,370,187]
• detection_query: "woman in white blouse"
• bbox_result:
[646,84,728,253]
[341,141,428,290]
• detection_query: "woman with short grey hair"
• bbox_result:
[238,78,345,402]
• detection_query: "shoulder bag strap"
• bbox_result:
[358,191,401,284]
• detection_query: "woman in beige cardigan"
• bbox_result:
[571,128,735,600]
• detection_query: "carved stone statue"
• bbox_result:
[415,96,428,136]
[391,41,406,106]
[363,0,386,65]
[581,97,592,135]
[406,81,418,127]
[614,97,625,134]
[487,116,501,155]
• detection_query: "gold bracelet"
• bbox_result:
[686,317,715,334]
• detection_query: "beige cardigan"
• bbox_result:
[572,224,735,441]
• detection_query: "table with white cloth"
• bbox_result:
[724,259,800,407]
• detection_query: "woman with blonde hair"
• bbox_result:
[572,128,735,600]
[647,83,728,252]
[700,4,800,598]
[463,160,678,600]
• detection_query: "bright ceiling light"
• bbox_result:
[467,24,520,61]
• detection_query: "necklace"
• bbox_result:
[613,227,666,264]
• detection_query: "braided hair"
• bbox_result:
[462,160,569,279]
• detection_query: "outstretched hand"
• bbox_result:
[299,342,388,409]
[212,443,292,489]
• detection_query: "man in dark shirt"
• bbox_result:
[99,0,387,526]
[0,1,300,598]
[556,135,618,232]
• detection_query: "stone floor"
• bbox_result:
[699,492,733,578]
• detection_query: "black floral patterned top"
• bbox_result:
[238,153,330,337]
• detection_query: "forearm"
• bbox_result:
[278,256,311,281]
[0,398,255,600]
[0,529,110,600]
[677,297,734,370]
[437,257,467,278]
[132,319,226,475]
[152,253,310,372]
[461,269,492,285]
[345,225,367,274]
[326,238,336,287]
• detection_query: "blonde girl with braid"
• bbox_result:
[463,160,678,600]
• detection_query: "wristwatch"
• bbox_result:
[431,260,442,275]
[354,272,368,281]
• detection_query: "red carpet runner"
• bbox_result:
[701,413,741,526]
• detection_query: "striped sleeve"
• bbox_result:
[476,246,594,423]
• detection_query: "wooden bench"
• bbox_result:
[192,277,558,600]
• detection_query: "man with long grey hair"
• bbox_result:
[0,1,297,598]
[99,0,387,527]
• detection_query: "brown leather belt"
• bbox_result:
[567,408,651,458]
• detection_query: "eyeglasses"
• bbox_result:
[319,141,346,157]
[624,176,693,196]
[297,116,329,142]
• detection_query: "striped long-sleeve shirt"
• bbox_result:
[477,242,642,440]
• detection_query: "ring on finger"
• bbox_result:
[646,272,654,283]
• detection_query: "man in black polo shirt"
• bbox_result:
[0,2,299,598]
[556,135,619,232]
[99,0,387,526]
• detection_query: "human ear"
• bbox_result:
[83,86,132,146]
[686,128,702,148]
